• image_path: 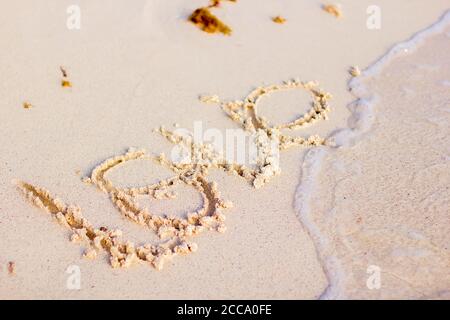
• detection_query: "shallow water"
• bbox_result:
[295,14,450,299]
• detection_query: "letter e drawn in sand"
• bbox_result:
[17,78,332,270]
[17,148,232,271]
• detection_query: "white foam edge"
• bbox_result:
[294,10,450,300]
[332,9,450,148]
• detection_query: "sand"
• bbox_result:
[0,0,449,299]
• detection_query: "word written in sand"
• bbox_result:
[18,78,332,270]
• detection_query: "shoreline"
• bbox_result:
[296,14,450,298]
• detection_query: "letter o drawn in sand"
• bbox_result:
[188,79,332,188]
[218,80,331,145]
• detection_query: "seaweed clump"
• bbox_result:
[322,4,342,18]
[189,7,231,35]
[272,16,286,24]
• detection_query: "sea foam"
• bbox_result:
[294,9,450,300]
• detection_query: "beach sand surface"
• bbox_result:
[0,0,448,299]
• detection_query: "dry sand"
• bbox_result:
[0,0,449,299]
